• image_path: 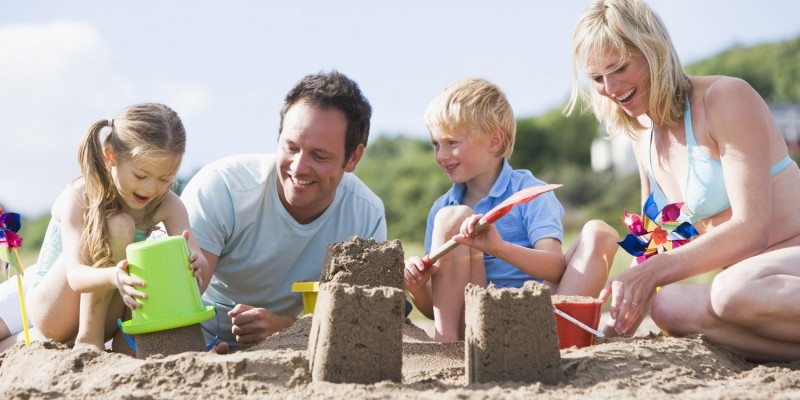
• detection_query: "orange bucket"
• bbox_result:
[553,300,602,349]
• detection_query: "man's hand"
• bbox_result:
[228,304,296,347]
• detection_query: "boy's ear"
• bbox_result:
[488,130,504,154]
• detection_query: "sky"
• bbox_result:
[2,1,799,217]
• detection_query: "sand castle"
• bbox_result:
[308,236,564,385]
[119,235,572,383]
[465,281,563,384]
[308,237,405,383]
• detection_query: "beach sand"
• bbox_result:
[2,237,798,399]
[1,316,799,399]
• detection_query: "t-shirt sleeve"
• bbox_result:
[523,191,565,246]
[180,166,235,256]
[371,213,388,242]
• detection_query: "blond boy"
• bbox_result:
[404,78,618,341]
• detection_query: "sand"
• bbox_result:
[1,318,799,399]
[2,237,798,398]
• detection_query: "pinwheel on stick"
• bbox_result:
[0,208,31,345]
[617,193,699,264]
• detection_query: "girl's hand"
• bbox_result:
[404,256,435,293]
[114,259,147,309]
[182,230,205,288]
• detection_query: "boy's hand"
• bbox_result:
[454,214,504,256]
[404,256,435,293]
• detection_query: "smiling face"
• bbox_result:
[430,125,500,189]
[106,150,179,212]
[585,50,651,118]
[276,100,363,224]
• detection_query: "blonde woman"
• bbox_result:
[567,0,800,361]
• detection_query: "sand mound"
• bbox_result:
[2,319,799,399]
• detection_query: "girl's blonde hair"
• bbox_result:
[77,103,185,267]
[564,0,692,138]
[424,78,516,157]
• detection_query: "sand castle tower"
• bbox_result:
[307,237,405,383]
[465,281,564,384]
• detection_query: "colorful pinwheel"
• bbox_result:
[617,193,699,264]
[0,208,31,345]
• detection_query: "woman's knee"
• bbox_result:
[650,285,706,336]
[708,273,755,324]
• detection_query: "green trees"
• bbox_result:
[356,35,800,246]
[355,136,451,244]
[685,37,800,102]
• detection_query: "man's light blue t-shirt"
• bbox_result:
[181,154,387,348]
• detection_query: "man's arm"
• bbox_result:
[199,249,218,293]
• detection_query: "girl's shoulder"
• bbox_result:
[51,178,88,220]
[149,190,184,223]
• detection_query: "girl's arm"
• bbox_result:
[61,182,119,292]
[157,191,210,292]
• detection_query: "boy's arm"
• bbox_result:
[404,256,435,319]
[455,219,566,283]
[491,236,566,283]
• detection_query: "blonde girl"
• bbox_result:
[24,103,207,351]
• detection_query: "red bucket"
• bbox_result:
[553,300,602,349]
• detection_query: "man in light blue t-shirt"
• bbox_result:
[181,71,387,352]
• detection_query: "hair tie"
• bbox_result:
[107,119,114,128]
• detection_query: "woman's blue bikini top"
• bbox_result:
[646,98,794,224]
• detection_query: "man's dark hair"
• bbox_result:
[279,70,372,164]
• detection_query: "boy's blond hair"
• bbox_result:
[424,78,516,158]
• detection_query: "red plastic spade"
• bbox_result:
[421,183,562,269]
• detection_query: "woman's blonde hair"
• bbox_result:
[77,103,185,267]
[424,78,516,157]
[564,0,692,138]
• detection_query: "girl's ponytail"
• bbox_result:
[77,120,118,267]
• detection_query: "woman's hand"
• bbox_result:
[114,259,146,309]
[599,263,658,335]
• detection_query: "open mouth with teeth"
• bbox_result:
[617,88,636,104]
[291,176,313,186]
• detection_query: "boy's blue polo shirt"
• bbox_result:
[424,159,564,288]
